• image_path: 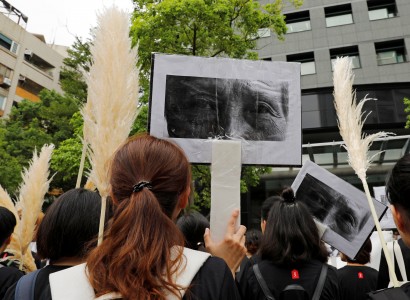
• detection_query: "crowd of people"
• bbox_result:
[1,134,410,299]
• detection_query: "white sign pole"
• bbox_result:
[210,140,242,243]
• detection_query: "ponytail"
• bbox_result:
[87,189,185,299]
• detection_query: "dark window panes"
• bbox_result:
[286,10,311,33]
[367,0,398,21]
[378,105,396,123]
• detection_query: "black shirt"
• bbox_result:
[0,263,24,299]
[240,256,339,300]
[4,265,70,300]
[337,265,378,300]
[377,238,410,289]
[185,256,241,299]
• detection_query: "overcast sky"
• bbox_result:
[7,0,134,47]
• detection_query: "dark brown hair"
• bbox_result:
[87,135,190,299]
[259,187,328,265]
[341,238,372,264]
[36,188,105,260]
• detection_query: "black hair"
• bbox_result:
[342,238,372,264]
[386,154,410,219]
[259,187,328,265]
[36,188,111,261]
[176,210,209,251]
[245,229,262,256]
[261,195,282,221]
[0,207,16,246]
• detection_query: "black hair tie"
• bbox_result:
[132,181,152,193]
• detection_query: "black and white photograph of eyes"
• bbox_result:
[296,173,370,242]
[291,160,387,259]
[148,54,301,165]
[165,76,289,141]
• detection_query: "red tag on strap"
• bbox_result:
[358,272,364,279]
[291,269,299,279]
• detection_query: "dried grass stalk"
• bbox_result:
[82,6,139,244]
[9,144,54,272]
[333,57,397,287]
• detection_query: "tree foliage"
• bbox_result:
[404,97,410,129]
[0,90,78,194]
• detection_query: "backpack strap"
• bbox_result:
[311,264,328,300]
[253,263,276,300]
[14,269,41,300]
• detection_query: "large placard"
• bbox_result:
[149,53,301,165]
[292,160,387,259]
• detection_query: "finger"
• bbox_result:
[240,234,246,247]
[234,225,247,240]
[225,209,240,236]
[203,227,213,248]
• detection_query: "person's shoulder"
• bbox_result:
[0,264,24,277]
[200,256,229,272]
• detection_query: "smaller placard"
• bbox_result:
[292,160,387,259]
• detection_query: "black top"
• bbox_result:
[240,256,339,300]
[4,265,70,300]
[377,238,410,289]
[0,263,24,299]
[4,257,239,300]
[337,265,378,300]
[184,256,241,299]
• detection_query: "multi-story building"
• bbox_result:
[0,0,65,117]
[243,0,410,228]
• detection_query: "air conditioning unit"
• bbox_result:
[1,77,11,88]
[18,75,26,83]
[0,75,11,88]
[24,49,33,58]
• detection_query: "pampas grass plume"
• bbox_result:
[10,144,54,272]
[333,57,398,286]
[83,6,139,199]
[333,57,390,179]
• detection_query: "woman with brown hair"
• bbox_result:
[50,135,245,300]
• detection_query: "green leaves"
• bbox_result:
[404,97,410,129]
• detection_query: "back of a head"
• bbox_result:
[177,210,209,251]
[0,207,16,246]
[261,195,282,221]
[342,238,372,265]
[259,187,328,265]
[386,154,410,214]
[87,134,191,299]
[245,229,262,256]
[36,188,104,261]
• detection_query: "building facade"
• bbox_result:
[0,0,65,117]
[243,0,410,228]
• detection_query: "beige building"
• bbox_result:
[0,0,65,117]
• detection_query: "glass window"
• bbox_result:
[325,4,354,27]
[326,14,353,27]
[0,95,6,110]
[330,46,361,70]
[377,50,404,65]
[287,21,311,33]
[367,0,397,21]
[0,33,12,50]
[375,39,406,65]
[287,52,316,76]
[301,61,316,75]
[257,28,271,38]
[286,10,311,33]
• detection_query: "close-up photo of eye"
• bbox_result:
[257,102,281,118]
